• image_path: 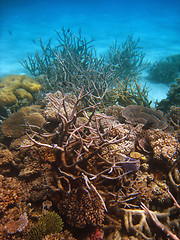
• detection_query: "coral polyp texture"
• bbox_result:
[0,74,42,116]
[0,89,179,239]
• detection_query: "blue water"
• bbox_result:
[0,0,180,103]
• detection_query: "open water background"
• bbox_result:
[0,0,180,103]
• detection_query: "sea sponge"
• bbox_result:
[0,74,42,109]
[28,211,63,240]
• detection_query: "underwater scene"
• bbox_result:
[0,0,180,239]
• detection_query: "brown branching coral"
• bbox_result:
[1,88,179,239]
[23,89,141,226]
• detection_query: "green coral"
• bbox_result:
[29,211,63,240]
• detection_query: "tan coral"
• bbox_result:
[146,129,179,166]
[0,175,25,214]
[1,107,45,138]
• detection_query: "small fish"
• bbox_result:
[8,30,12,35]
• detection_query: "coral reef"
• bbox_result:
[0,89,179,239]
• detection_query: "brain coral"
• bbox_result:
[0,74,42,109]
[1,106,45,138]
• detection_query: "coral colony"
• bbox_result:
[0,29,179,239]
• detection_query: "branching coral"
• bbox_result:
[1,88,179,239]
[108,77,151,107]
[23,89,142,226]
[19,28,149,107]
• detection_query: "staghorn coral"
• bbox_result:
[108,77,151,107]
[20,28,149,108]
[28,211,63,240]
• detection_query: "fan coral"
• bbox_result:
[28,211,63,240]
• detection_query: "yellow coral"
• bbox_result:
[14,88,33,102]
[0,74,42,108]
[21,76,42,93]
